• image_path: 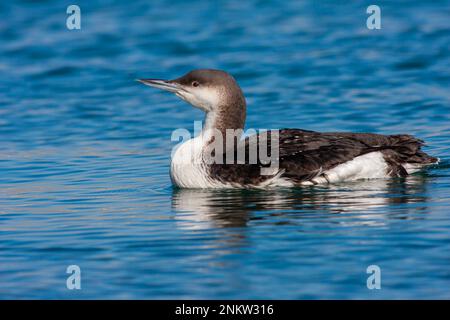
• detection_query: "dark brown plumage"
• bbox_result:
[209,129,438,186]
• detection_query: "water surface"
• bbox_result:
[1,0,450,299]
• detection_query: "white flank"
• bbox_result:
[305,151,389,185]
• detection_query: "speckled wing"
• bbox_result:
[274,129,437,183]
[209,129,437,186]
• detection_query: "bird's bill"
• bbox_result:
[137,79,183,94]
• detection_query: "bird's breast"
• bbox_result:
[170,137,223,188]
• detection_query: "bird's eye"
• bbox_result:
[192,81,199,87]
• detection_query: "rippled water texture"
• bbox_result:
[1,0,450,299]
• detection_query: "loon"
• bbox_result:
[139,69,438,189]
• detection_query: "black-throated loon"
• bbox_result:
[138,69,438,189]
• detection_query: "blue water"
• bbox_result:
[1,0,450,299]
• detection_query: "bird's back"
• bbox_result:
[207,129,438,187]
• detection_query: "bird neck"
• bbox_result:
[198,105,246,161]
[202,102,246,140]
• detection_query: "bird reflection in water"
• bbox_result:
[171,175,431,231]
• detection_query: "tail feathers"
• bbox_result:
[407,150,439,165]
[383,135,438,177]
